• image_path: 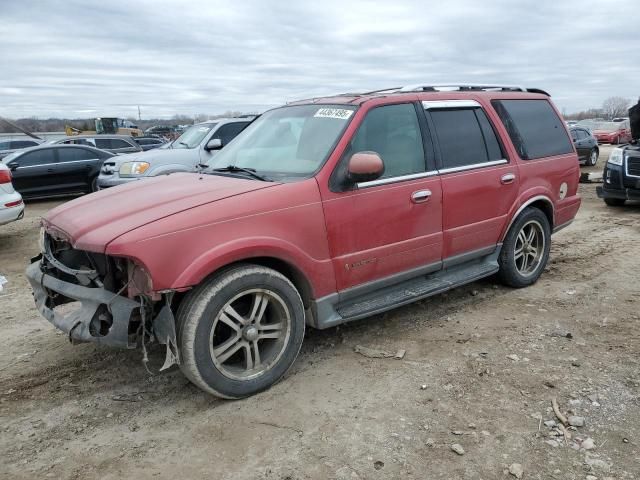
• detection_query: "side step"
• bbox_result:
[335,259,499,321]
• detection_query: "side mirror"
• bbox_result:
[347,151,384,183]
[205,138,223,151]
[7,162,18,171]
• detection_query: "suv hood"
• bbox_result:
[44,173,276,251]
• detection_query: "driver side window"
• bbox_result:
[350,104,426,178]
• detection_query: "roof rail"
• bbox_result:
[396,84,550,96]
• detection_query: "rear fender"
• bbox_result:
[500,190,555,241]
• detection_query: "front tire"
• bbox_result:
[177,265,305,399]
[587,148,598,166]
[498,207,551,288]
[90,176,99,192]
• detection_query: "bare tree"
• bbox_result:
[602,96,630,120]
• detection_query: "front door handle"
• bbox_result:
[501,173,516,185]
[411,189,432,203]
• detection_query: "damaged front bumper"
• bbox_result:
[26,235,180,370]
[26,260,140,348]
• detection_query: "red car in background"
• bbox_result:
[592,121,632,144]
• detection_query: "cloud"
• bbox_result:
[0,0,638,118]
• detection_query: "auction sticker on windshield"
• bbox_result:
[314,108,354,120]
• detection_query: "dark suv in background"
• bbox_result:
[597,100,640,206]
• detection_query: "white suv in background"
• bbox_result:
[0,163,24,226]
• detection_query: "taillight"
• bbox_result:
[0,169,11,184]
[4,199,22,208]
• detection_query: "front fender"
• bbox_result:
[171,236,333,298]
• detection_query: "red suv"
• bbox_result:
[27,84,581,398]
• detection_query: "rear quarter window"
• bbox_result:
[110,139,135,149]
[491,99,573,160]
[95,138,113,149]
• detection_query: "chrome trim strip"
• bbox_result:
[357,170,438,188]
[422,100,481,109]
[438,159,508,174]
[13,159,97,169]
[625,156,640,178]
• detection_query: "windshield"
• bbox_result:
[172,123,217,149]
[207,104,356,178]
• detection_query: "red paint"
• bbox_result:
[42,90,581,301]
[4,199,22,208]
[0,169,11,184]
[593,127,632,144]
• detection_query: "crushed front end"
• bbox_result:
[26,229,179,366]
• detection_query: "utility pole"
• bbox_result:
[137,106,141,121]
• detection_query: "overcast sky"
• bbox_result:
[1,0,638,119]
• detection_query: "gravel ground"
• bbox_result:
[1,145,639,479]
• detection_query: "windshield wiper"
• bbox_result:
[178,141,189,147]
[211,165,270,181]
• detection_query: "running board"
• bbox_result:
[310,253,500,329]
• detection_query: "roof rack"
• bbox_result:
[396,84,550,96]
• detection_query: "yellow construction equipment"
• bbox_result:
[65,117,143,137]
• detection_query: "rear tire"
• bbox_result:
[90,176,99,192]
[604,198,625,207]
[177,265,305,399]
[498,207,551,288]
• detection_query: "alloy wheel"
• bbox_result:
[209,288,291,380]
[514,220,545,277]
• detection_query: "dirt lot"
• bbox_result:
[1,145,639,480]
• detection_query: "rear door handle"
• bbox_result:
[411,189,432,203]
[501,173,516,185]
[47,168,54,173]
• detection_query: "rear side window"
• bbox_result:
[12,140,38,149]
[429,108,504,169]
[94,138,112,149]
[63,138,92,146]
[58,148,99,162]
[15,149,56,166]
[492,99,573,160]
[105,139,133,149]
